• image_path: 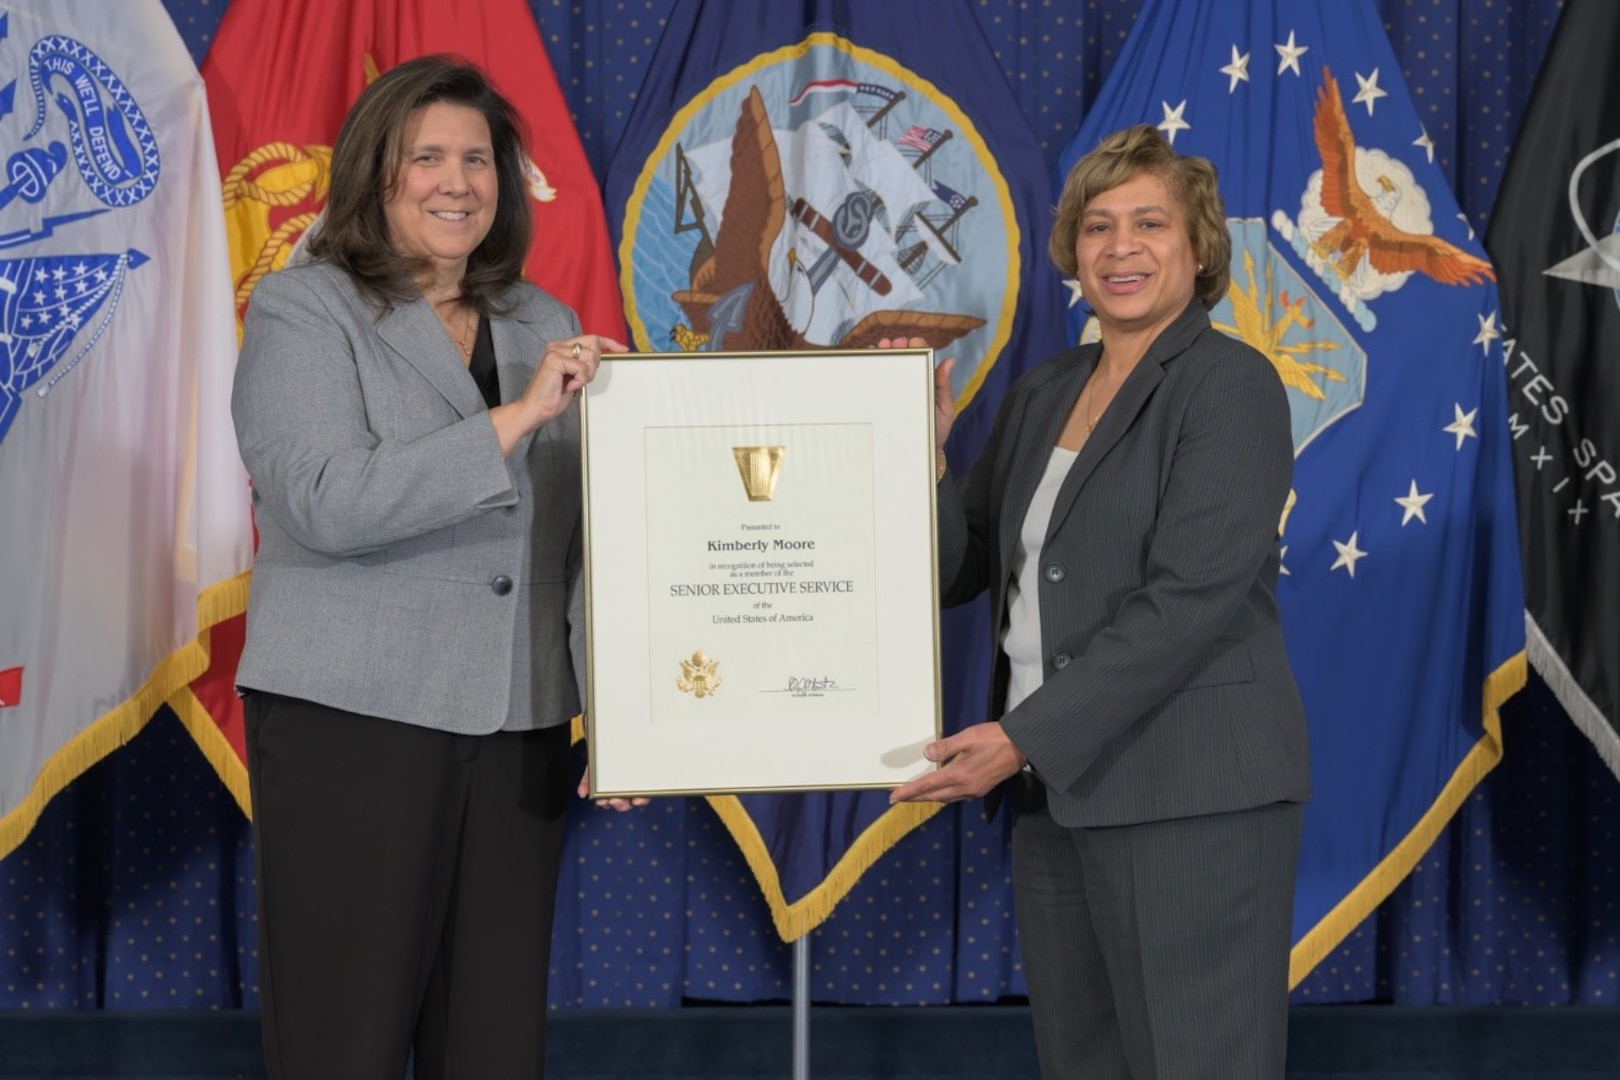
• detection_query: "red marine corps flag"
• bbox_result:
[190,0,628,809]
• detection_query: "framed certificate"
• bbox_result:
[580,349,942,797]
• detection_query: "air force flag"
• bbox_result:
[1053,0,1526,984]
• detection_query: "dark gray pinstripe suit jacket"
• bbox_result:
[938,300,1310,828]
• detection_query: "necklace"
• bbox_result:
[451,308,477,361]
[1082,375,1106,432]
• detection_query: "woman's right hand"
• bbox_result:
[933,356,957,453]
[492,334,627,455]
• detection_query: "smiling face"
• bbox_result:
[1074,170,1200,342]
[383,101,497,289]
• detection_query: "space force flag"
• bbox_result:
[0,1,253,856]
[1053,0,1527,984]
[1486,0,1620,777]
[605,0,1069,938]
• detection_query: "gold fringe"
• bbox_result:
[560,652,1532,955]
[709,650,1529,949]
[0,572,253,860]
[168,685,253,819]
[707,794,943,941]
[574,713,941,937]
[196,571,252,629]
[1287,649,1527,987]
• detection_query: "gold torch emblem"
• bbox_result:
[731,446,785,502]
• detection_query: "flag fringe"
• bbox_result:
[569,717,941,939]
[706,794,943,942]
[167,685,254,818]
[1286,648,1527,987]
[166,571,254,817]
[1525,615,1620,779]
[0,571,252,860]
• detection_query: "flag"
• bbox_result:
[1485,0,1620,777]
[1052,0,1527,984]
[896,125,944,153]
[188,0,629,811]
[604,0,1069,939]
[0,0,252,857]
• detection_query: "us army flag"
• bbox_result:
[605,0,1069,940]
[1486,0,1620,777]
[1053,0,1527,984]
[0,1,252,857]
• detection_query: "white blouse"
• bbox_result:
[1001,446,1078,712]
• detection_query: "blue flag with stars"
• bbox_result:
[1053,0,1527,985]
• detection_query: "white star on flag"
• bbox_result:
[1444,403,1479,450]
[1331,531,1368,577]
[1395,481,1434,526]
[1220,46,1250,93]
[1158,100,1190,145]
[1063,278,1085,308]
[1275,30,1309,77]
[1279,546,1290,577]
[1473,311,1500,355]
[1456,212,1475,241]
[1352,69,1388,115]
[1413,125,1435,163]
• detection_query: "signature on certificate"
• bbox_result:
[768,675,853,697]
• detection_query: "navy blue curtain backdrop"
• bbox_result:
[5,0,1616,1011]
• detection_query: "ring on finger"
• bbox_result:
[571,341,582,359]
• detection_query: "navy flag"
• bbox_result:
[1053,0,1526,984]
[1485,0,1620,777]
[605,0,1068,938]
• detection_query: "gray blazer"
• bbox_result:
[939,301,1310,827]
[231,261,584,733]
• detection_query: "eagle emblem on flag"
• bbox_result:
[0,28,155,446]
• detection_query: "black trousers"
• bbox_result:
[244,691,571,1080]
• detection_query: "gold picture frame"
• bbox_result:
[580,349,942,797]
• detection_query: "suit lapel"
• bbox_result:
[491,305,546,458]
[999,353,1092,569]
[490,305,536,405]
[1043,302,1211,544]
[377,297,485,419]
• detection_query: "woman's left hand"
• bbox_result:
[878,337,956,453]
[888,722,1027,804]
[577,766,651,812]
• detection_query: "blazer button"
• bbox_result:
[1051,652,1072,670]
[491,575,514,596]
[1043,563,1065,583]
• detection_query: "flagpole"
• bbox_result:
[792,934,811,1078]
